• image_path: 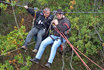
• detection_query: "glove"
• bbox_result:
[24,5,28,9]
[51,19,58,26]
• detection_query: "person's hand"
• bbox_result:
[24,5,28,9]
[52,19,58,26]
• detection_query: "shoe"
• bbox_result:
[45,62,51,68]
[21,46,27,50]
[32,49,38,53]
[30,58,39,64]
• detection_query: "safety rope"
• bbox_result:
[55,28,91,70]
[0,42,35,66]
[0,47,22,57]
[55,28,104,70]
[1,1,104,14]
[61,31,104,70]
[0,41,35,57]
[74,47,104,70]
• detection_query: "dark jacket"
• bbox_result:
[53,17,71,36]
[27,8,54,30]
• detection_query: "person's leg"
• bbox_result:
[48,39,66,64]
[23,27,38,47]
[34,29,46,50]
[35,36,53,60]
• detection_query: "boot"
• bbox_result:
[21,46,27,50]
[32,49,38,53]
[45,62,51,68]
[30,58,39,64]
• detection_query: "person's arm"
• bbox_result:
[50,19,58,30]
[47,15,54,23]
[24,5,35,16]
[35,11,42,19]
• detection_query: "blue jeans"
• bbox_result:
[23,27,46,50]
[35,35,66,63]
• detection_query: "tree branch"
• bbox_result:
[70,50,74,70]
[94,26,103,42]
[61,52,65,70]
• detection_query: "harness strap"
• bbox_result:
[50,35,55,41]
[50,35,60,41]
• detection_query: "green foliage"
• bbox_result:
[69,14,103,55]
[0,3,7,10]
[0,26,33,70]
[14,53,24,64]
[37,0,48,6]
[0,0,104,70]
[0,26,27,55]
[26,56,32,67]
[20,66,29,70]
[11,1,16,6]
[0,61,14,70]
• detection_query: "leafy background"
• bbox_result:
[0,0,104,70]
